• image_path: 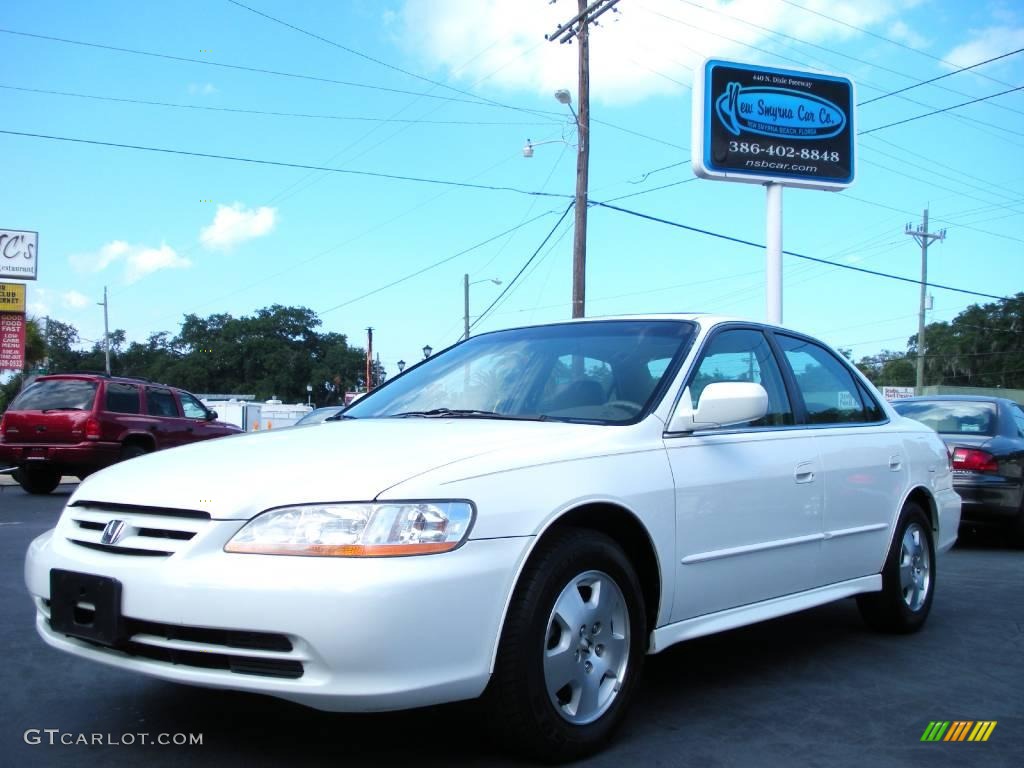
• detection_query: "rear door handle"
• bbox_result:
[889,455,903,471]
[795,461,816,484]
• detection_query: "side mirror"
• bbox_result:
[667,382,769,433]
[204,410,218,421]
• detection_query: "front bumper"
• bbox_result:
[25,522,529,712]
[0,440,120,470]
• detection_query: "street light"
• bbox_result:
[397,360,406,373]
[422,345,433,359]
[523,88,588,318]
[464,274,502,340]
[306,384,312,407]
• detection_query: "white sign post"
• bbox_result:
[693,60,856,324]
[0,228,39,280]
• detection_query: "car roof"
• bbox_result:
[36,373,176,389]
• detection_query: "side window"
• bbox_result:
[179,392,207,419]
[104,383,140,414]
[777,335,871,425]
[146,388,179,418]
[857,381,886,422]
[1011,404,1024,438]
[688,329,793,427]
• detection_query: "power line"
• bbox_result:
[858,47,1024,105]
[0,84,554,126]
[859,86,1024,135]
[0,28,497,108]
[318,209,565,317]
[471,204,576,331]
[777,0,1017,90]
[591,201,1010,302]
[0,128,575,200]
[225,0,556,121]
[837,193,1024,246]
[0,25,684,153]
[675,0,1024,120]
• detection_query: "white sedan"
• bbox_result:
[25,315,958,761]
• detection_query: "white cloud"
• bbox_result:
[199,203,277,251]
[68,240,191,284]
[887,20,928,49]
[187,82,218,96]
[394,0,922,105]
[27,287,50,317]
[62,290,89,309]
[944,26,1024,68]
[124,244,191,284]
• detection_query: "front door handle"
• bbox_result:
[795,461,816,484]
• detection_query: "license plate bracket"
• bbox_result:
[49,570,125,647]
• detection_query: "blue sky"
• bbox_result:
[2,0,1022,385]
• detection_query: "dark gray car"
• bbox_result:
[893,395,1024,541]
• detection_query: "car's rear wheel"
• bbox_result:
[14,466,62,495]
[857,502,935,633]
[486,528,646,762]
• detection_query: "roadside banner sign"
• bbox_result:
[692,59,855,190]
[0,228,39,280]
[882,386,916,401]
[0,312,26,371]
[0,282,26,313]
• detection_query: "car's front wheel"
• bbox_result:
[857,502,935,633]
[486,527,646,762]
[14,465,62,495]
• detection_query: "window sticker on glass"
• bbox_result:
[961,423,981,432]
[838,391,858,410]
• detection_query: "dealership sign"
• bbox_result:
[693,59,855,190]
[0,228,39,280]
[0,312,25,371]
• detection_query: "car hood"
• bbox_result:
[68,418,617,520]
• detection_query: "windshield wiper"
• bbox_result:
[389,408,546,421]
[324,413,356,421]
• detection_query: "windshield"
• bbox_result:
[10,379,98,412]
[345,320,696,424]
[296,407,345,425]
[893,400,998,436]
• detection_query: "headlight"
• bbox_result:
[224,501,474,557]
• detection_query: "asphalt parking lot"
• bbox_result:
[1,485,1021,767]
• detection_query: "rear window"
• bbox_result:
[893,401,998,436]
[9,379,98,412]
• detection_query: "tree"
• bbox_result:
[855,350,915,386]
[910,293,1024,388]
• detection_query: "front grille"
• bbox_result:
[64,501,211,556]
[119,642,303,679]
[125,618,293,652]
[47,614,303,679]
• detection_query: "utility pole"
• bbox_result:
[98,286,111,375]
[547,0,619,318]
[365,327,373,392]
[905,209,946,392]
[464,274,470,341]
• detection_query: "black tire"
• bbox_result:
[119,444,149,462]
[857,503,936,633]
[485,527,646,763]
[13,466,62,495]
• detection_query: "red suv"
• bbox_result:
[0,374,242,494]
